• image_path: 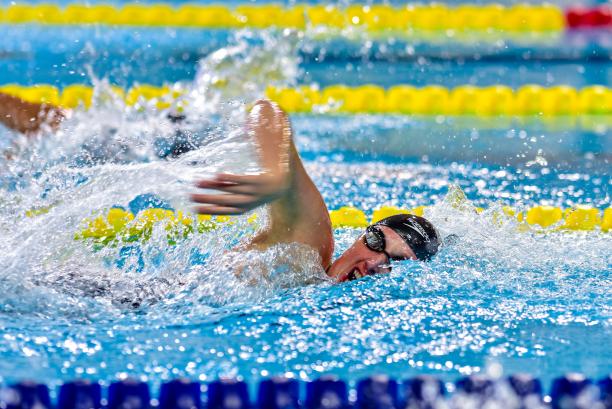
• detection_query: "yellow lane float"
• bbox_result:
[175,4,237,28]
[0,83,181,110]
[526,205,562,228]
[267,84,612,116]
[332,205,609,231]
[476,86,515,116]
[329,206,369,228]
[371,206,425,223]
[306,5,347,29]
[562,206,601,231]
[1,84,610,121]
[72,204,610,246]
[75,207,242,245]
[3,84,61,105]
[265,86,320,113]
[601,208,612,232]
[0,3,567,32]
[63,4,118,25]
[4,3,63,24]
[235,4,285,29]
[60,84,94,108]
[580,86,612,115]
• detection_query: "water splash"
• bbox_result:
[0,30,307,318]
[0,29,610,385]
[192,29,301,104]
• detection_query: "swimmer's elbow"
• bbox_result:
[250,99,285,117]
[252,98,274,108]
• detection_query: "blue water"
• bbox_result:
[1,26,611,87]
[0,113,610,388]
[0,21,611,390]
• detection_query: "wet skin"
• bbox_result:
[0,94,420,283]
[326,225,418,282]
[191,100,421,283]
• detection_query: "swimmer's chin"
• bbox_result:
[327,265,362,283]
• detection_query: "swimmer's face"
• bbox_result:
[327,225,417,282]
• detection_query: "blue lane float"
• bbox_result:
[107,380,151,409]
[257,378,300,409]
[1,374,611,409]
[58,381,102,409]
[305,377,348,409]
[207,379,249,409]
[159,380,202,409]
[507,373,543,398]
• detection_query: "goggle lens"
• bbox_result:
[364,226,385,253]
[364,225,408,262]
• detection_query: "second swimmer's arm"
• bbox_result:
[0,92,65,135]
[191,99,334,267]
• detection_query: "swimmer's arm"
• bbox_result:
[0,92,65,135]
[191,99,334,267]
[192,101,292,214]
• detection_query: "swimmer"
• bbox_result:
[191,99,440,282]
[0,91,65,135]
[0,91,196,160]
[0,92,440,282]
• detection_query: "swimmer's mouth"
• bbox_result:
[347,268,364,281]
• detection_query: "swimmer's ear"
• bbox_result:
[442,234,460,247]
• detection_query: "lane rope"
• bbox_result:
[6,374,612,409]
[267,84,612,116]
[61,204,612,247]
[0,3,583,32]
[566,6,612,29]
[1,83,611,117]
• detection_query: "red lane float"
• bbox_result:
[566,5,612,28]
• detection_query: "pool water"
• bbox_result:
[0,25,610,389]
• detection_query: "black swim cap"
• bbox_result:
[374,214,440,261]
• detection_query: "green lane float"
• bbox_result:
[1,83,610,117]
[74,207,248,246]
[0,3,568,32]
[69,205,611,247]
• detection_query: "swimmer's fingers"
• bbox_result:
[190,193,263,210]
[216,173,285,187]
[195,173,286,196]
[193,205,245,215]
[195,174,261,187]
[194,179,255,195]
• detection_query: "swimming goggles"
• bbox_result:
[363,225,408,263]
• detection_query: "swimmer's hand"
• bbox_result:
[191,172,290,215]
[191,99,293,216]
[190,99,333,268]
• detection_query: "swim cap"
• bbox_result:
[374,214,440,261]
